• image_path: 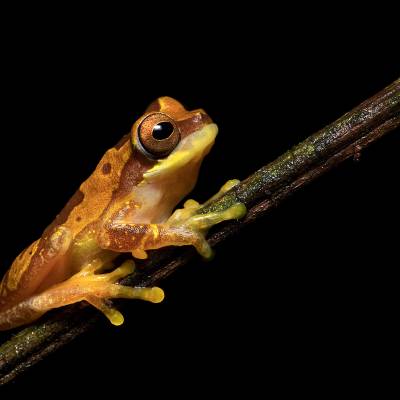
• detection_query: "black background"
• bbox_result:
[1,10,399,395]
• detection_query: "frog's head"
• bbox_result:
[130,97,218,220]
[132,96,217,176]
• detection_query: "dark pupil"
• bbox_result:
[152,122,174,140]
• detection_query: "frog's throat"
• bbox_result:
[142,123,218,182]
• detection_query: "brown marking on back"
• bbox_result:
[97,146,157,230]
[42,137,135,245]
[61,140,133,235]
[102,162,112,175]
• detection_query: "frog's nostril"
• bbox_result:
[198,112,212,125]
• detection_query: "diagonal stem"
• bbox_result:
[0,78,399,385]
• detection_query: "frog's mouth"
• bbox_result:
[143,123,218,181]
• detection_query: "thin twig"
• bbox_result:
[0,78,399,385]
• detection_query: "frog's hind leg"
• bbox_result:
[45,259,163,325]
[0,259,164,330]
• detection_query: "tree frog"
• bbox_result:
[0,97,245,330]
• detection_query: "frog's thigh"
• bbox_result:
[1,226,73,305]
[31,226,75,291]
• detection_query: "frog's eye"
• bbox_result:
[137,113,180,158]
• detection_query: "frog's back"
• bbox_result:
[0,135,142,309]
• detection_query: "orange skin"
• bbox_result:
[0,97,245,330]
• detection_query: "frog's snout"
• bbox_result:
[193,109,212,123]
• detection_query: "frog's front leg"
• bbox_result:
[98,179,246,259]
[0,259,164,329]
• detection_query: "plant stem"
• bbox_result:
[0,78,399,385]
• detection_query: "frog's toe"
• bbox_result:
[86,296,125,326]
[87,285,165,326]
[183,199,201,210]
[89,286,164,326]
[192,235,214,260]
[77,260,164,325]
[220,179,241,193]
[203,247,215,261]
[111,285,164,304]
[204,179,241,204]
[94,259,136,282]
[186,202,247,232]
[223,202,247,220]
